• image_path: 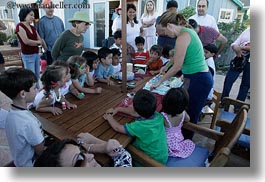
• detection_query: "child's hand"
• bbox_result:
[106,139,122,157]
[95,87,102,94]
[77,133,96,144]
[107,80,114,86]
[67,103,77,109]
[105,108,115,115]
[103,112,114,121]
[51,107,63,115]
[85,65,90,73]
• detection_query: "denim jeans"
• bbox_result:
[182,71,213,139]
[221,61,250,107]
[21,53,40,88]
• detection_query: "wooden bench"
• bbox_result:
[1,46,23,67]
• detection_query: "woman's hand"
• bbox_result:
[150,80,162,91]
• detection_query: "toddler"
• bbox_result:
[67,55,102,94]
[132,36,150,64]
[146,45,163,75]
[95,47,114,86]
[33,65,77,115]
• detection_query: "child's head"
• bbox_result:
[162,88,189,117]
[98,47,113,66]
[162,45,172,59]
[41,65,69,93]
[111,48,121,66]
[135,36,145,51]
[150,45,162,60]
[67,55,87,79]
[52,60,71,82]
[204,44,218,59]
[0,68,37,101]
[113,30,122,46]
[133,89,157,118]
[82,51,99,71]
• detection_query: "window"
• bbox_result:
[218,8,234,23]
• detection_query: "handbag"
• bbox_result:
[230,53,250,72]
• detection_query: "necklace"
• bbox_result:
[11,104,27,110]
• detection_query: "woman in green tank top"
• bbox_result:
[153,11,213,139]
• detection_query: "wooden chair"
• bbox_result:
[199,90,222,129]
[126,105,248,167]
[214,97,250,159]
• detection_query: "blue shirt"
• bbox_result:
[95,63,114,79]
[37,15,64,51]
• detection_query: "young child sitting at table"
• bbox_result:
[103,89,168,165]
[34,132,132,167]
[161,88,195,160]
[33,65,77,115]
[132,36,150,64]
[111,48,121,74]
[0,68,45,166]
[146,45,163,75]
[95,47,115,86]
[67,55,102,94]
[52,60,83,100]
[81,51,100,87]
[160,48,175,74]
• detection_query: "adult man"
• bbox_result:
[189,19,227,57]
[37,0,64,65]
[156,0,178,49]
[189,0,218,31]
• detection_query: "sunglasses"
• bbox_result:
[74,152,86,167]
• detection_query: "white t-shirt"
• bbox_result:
[189,14,219,31]
[127,22,141,51]
[206,57,216,100]
[33,88,64,107]
[112,16,121,34]
[5,109,44,166]
[112,63,121,74]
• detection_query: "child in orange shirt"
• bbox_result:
[146,45,163,75]
[132,36,150,64]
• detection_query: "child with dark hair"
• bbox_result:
[161,45,173,65]
[81,51,100,86]
[104,89,168,165]
[33,65,77,115]
[161,88,195,159]
[111,48,121,74]
[95,47,114,85]
[160,48,175,74]
[204,43,218,101]
[110,30,122,55]
[67,55,102,95]
[34,133,132,167]
[132,36,150,64]
[146,44,163,75]
[0,68,45,166]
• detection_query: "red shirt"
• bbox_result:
[198,25,220,46]
[132,50,150,64]
[147,58,163,71]
[16,23,39,54]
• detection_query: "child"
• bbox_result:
[161,45,173,66]
[160,48,175,74]
[132,36,150,64]
[161,88,195,158]
[52,60,83,100]
[67,55,102,94]
[109,30,122,56]
[111,48,121,74]
[95,47,114,86]
[204,44,218,101]
[0,68,45,166]
[103,89,168,165]
[33,65,77,115]
[146,45,163,75]
[81,51,100,87]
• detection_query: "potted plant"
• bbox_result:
[7,33,18,47]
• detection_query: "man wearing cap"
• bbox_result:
[37,0,64,65]
[111,5,122,35]
[189,0,218,31]
[52,11,92,61]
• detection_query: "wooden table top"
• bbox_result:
[34,76,151,166]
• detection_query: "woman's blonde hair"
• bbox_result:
[143,0,156,17]
[158,11,191,28]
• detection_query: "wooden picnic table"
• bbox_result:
[33,75,152,166]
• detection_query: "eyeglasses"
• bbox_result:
[74,152,86,167]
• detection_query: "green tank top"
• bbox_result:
[180,28,208,74]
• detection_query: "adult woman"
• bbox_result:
[126,4,143,51]
[111,5,122,35]
[153,12,213,139]
[34,133,132,167]
[140,0,157,50]
[52,12,92,61]
[16,8,46,88]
